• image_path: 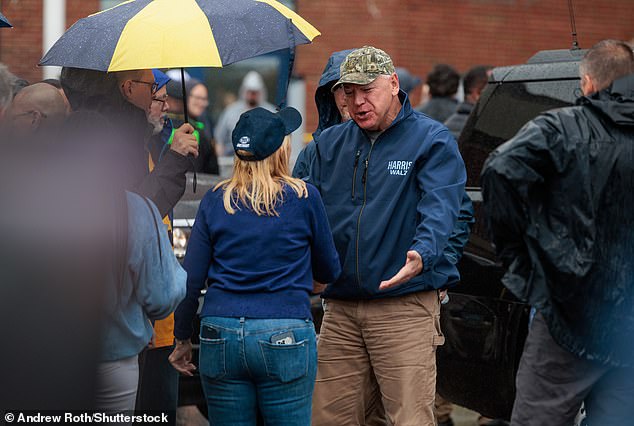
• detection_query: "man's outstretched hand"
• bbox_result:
[379,250,423,291]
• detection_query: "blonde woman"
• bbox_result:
[170,107,341,426]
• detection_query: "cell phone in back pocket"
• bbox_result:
[270,331,295,345]
[201,325,220,339]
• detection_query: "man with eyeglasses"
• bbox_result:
[131,68,199,424]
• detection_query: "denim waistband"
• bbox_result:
[201,316,313,336]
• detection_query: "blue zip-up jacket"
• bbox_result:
[309,91,467,300]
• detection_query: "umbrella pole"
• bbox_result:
[180,67,196,193]
[181,67,189,123]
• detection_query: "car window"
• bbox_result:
[458,78,580,258]
[460,79,580,188]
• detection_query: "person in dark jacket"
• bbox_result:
[416,64,460,123]
[60,67,193,218]
[444,65,492,140]
[292,48,354,179]
[170,107,340,426]
[481,39,634,426]
[307,46,466,426]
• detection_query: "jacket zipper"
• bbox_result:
[351,149,361,199]
[355,141,375,287]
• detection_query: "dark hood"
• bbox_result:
[314,49,355,138]
[577,72,634,126]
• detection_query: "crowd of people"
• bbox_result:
[0,37,632,426]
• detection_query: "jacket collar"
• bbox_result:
[576,73,634,126]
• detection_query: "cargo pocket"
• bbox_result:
[433,313,445,346]
[259,339,308,383]
[199,337,226,379]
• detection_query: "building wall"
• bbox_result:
[0,0,99,83]
[0,0,631,132]
[296,0,634,132]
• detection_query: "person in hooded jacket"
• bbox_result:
[482,39,634,426]
[292,49,355,179]
[214,70,276,157]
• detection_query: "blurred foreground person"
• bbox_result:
[482,39,634,426]
[0,82,185,414]
[170,107,341,425]
[67,111,187,416]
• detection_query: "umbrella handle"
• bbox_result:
[181,67,196,193]
[181,68,189,124]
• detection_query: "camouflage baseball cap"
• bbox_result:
[331,46,395,92]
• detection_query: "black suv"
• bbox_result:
[436,48,586,420]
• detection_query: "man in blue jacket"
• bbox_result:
[308,46,467,426]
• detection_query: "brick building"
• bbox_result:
[0,0,632,131]
[295,0,633,130]
[0,0,99,83]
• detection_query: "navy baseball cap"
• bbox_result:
[232,107,302,161]
[152,69,170,91]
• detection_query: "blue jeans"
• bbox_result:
[199,316,317,426]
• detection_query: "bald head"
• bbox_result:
[8,83,67,134]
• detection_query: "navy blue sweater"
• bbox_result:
[174,183,341,340]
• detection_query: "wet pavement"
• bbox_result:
[177,404,484,425]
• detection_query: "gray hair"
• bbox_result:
[580,39,634,91]
[0,63,16,111]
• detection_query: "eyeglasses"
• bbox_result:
[11,110,47,120]
[152,94,168,105]
[131,80,159,94]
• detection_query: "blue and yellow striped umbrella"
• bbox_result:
[40,0,319,72]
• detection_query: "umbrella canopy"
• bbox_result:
[0,11,12,28]
[39,0,319,72]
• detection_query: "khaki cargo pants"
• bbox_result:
[312,291,445,426]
